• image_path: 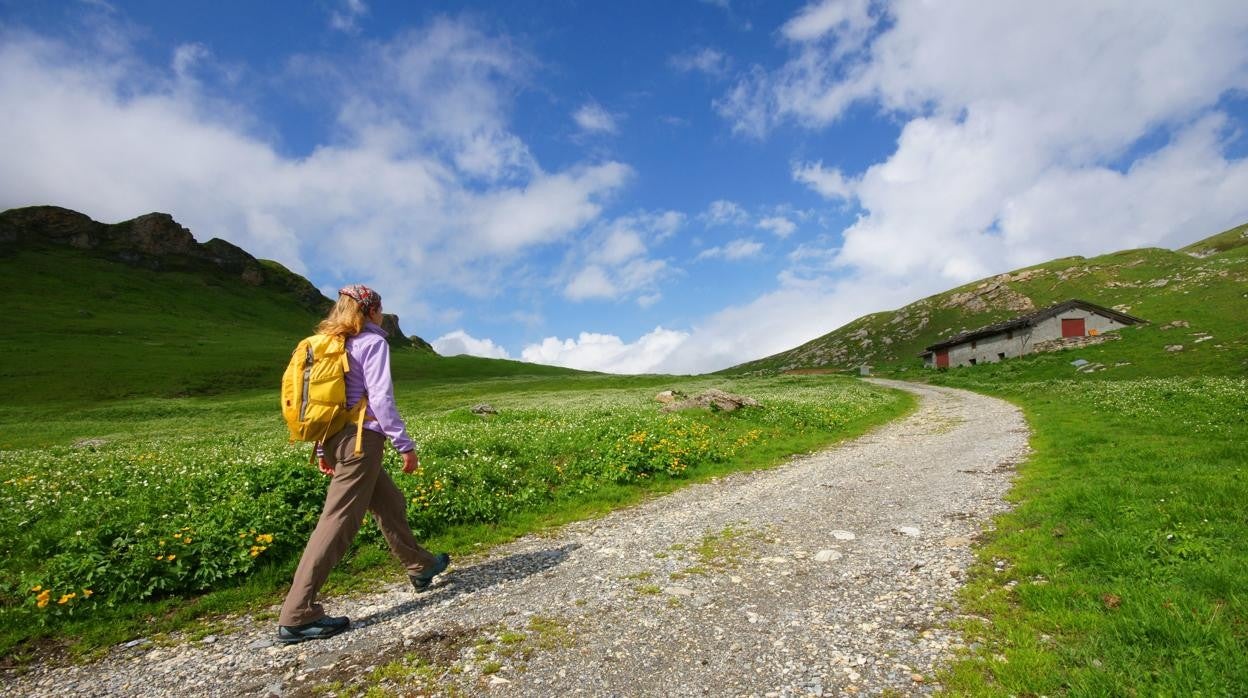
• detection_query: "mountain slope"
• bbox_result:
[0,206,581,406]
[726,223,1248,377]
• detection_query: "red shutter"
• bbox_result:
[1062,318,1086,337]
[936,350,949,368]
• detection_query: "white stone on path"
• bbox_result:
[895,526,921,537]
[830,530,856,540]
[814,550,843,563]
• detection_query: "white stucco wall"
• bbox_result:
[930,308,1130,368]
[945,330,1029,366]
[1029,309,1126,343]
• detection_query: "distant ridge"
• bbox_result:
[724,221,1248,375]
[0,205,331,314]
[0,205,437,351]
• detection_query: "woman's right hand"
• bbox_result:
[401,450,420,474]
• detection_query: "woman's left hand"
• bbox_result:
[401,450,420,474]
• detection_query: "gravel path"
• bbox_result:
[8,380,1028,697]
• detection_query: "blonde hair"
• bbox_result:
[316,295,368,337]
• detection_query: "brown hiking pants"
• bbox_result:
[279,427,438,626]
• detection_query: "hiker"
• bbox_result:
[277,284,450,644]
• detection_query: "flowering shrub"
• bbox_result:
[0,376,901,622]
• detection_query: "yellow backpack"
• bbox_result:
[281,334,369,458]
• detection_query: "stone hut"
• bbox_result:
[920,299,1145,368]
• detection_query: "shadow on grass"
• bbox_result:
[353,543,581,627]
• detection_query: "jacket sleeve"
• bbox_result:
[359,337,416,453]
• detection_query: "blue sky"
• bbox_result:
[3,1,1247,373]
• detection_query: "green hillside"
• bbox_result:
[0,228,582,408]
[726,222,1248,378]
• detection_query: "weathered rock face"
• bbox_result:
[942,280,1034,314]
[0,205,330,313]
[377,313,438,353]
[660,389,761,413]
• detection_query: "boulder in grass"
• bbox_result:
[654,389,686,404]
[660,388,760,413]
[471,403,498,416]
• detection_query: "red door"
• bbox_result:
[1061,318,1086,337]
[936,350,949,368]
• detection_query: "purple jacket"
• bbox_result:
[345,322,415,453]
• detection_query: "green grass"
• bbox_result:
[0,372,913,660]
[830,230,1248,693]
[915,370,1248,693]
[0,240,916,662]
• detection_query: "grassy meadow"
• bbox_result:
[895,276,1248,693]
[0,243,915,659]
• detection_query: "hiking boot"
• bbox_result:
[275,615,350,644]
[409,553,451,590]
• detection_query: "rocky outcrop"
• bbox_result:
[941,279,1034,314]
[377,314,436,353]
[660,389,760,413]
[0,205,329,313]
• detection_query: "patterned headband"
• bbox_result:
[338,284,381,313]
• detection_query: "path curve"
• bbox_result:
[10,380,1029,697]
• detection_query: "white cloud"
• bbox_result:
[718,2,1248,289]
[329,0,368,34]
[432,330,512,359]
[560,211,683,303]
[757,215,796,238]
[565,265,616,300]
[0,19,630,328]
[654,2,1248,374]
[781,0,874,50]
[700,199,750,226]
[697,238,763,261]
[670,47,730,77]
[521,327,690,374]
[572,101,618,134]
[792,161,854,200]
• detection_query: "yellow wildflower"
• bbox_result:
[167,554,176,562]
[36,590,51,608]
[30,584,42,592]
[82,589,93,598]
[58,592,76,604]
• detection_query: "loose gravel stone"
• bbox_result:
[7,380,1025,697]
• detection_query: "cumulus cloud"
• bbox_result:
[432,329,512,359]
[521,327,691,374]
[572,101,618,134]
[329,0,368,34]
[670,47,730,77]
[700,199,749,226]
[565,265,616,300]
[721,1,1248,292]
[578,2,1248,374]
[780,0,875,52]
[697,238,763,261]
[792,161,854,200]
[0,18,629,328]
[757,215,796,238]
[560,211,683,303]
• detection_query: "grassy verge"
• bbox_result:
[925,374,1248,694]
[0,374,913,662]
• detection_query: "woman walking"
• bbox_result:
[277,284,450,644]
